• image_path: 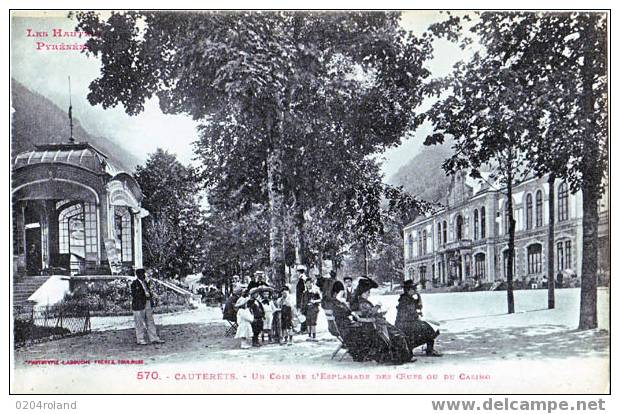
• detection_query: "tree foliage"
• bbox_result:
[134,149,205,278]
[76,11,434,286]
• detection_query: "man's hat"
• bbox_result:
[296,264,307,271]
[356,277,378,294]
[136,268,146,277]
[343,276,353,282]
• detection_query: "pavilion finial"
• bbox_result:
[68,76,74,143]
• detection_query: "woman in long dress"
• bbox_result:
[395,280,442,356]
[350,278,413,364]
[301,278,322,341]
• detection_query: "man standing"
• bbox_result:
[247,271,262,290]
[131,269,165,345]
[295,265,307,333]
[248,288,265,347]
[343,276,354,305]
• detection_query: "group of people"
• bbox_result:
[223,265,442,364]
[325,276,441,364]
[223,270,298,348]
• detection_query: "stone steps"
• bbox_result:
[12,276,51,308]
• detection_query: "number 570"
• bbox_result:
[136,371,159,380]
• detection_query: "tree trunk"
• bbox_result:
[547,173,556,309]
[292,192,307,267]
[363,239,369,278]
[267,145,286,288]
[506,177,516,314]
[577,18,601,330]
[578,183,599,329]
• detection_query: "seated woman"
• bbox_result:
[324,280,379,362]
[395,280,442,356]
[350,278,413,364]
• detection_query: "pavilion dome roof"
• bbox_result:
[13,141,123,176]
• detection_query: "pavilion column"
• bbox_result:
[133,211,143,269]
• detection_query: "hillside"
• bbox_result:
[11,79,141,172]
[387,144,454,204]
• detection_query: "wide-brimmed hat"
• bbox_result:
[250,286,274,296]
[356,277,378,294]
[232,286,245,295]
[234,296,250,308]
[403,279,419,291]
[296,265,307,272]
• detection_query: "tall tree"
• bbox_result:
[76,11,432,287]
[465,12,608,328]
[423,54,541,314]
[134,149,205,278]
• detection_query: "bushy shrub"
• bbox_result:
[58,278,194,316]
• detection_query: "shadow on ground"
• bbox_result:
[14,322,609,368]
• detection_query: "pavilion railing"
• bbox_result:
[13,302,91,348]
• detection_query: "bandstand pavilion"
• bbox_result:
[12,139,147,277]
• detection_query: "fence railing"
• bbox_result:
[14,303,91,348]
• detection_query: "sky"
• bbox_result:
[10,10,471,179]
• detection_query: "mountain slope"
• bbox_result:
[387,144,454,204]
[11,79,141,172]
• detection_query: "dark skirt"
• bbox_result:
[397,319,439,349]
[281,306,293,330]
[305,304,319,326]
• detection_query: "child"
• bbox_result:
[278,286,294,345]
[261,290,276,343]
[234,295,253,349]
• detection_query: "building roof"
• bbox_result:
[13,141,123,176]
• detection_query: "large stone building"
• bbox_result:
[403,172,609,286]
[12,139,147,277]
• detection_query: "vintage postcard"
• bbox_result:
[9,9,610,395]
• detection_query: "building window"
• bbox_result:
[474,253,485,279]
[115,207,134,263]
[565,240,571,269]
[526,193,533,230]
[84,202,98,255]
[419,266,427,283]
[557,242,564,271]
[437,223,441,248]
[422,230,427,255]
[58,203,84,255]
[558,182,569,222]
[480,207,486,238]
[504,208,510,235]
[527,243,543,274]
[442,220,447,245]
[535,190,543,227]
[456,215,463,240]
[407,234,414,259]
[417,232,423,256]
[473,209,479,240]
